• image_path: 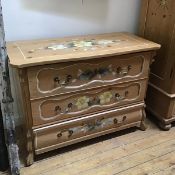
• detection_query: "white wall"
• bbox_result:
[2,0,141,42]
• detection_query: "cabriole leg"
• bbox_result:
[139,109,148,131]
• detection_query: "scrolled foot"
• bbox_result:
[139,108,148,131]
[26,153,34,167]
[140,121,148,131]
[25,130,34,166]
[158,122,171,131]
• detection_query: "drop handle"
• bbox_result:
[54,77,60,83]
[57,130,73,138]
[115,91,129,101]
[113,116,127,124]
[117,65,132,76]
[55,103,73,115]
[65,103,73,114]
[55,105,61,114]
[54,75,73,86]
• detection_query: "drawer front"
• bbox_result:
[31,79,147,126]
[28,52,151,99]
[146,84,175,119]
[34,104,143,154]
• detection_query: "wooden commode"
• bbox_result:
[7,33,160,166]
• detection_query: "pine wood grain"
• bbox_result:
[119,152,175,175]
[6,33,160,68]
[152,165,175,175]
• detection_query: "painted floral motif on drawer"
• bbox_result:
[39,64,132,91]
[38,82,143,120]
[35,55,144,94]
[56,115,127,139]
[77,65,132,81]
[75,91,113,110]
[53,90,128,117]
[75,96,90,110]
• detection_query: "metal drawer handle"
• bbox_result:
[115,91,129,101]
[55,103,73,115]
[60,75,73,86]
[57,130,73,138]
[65,103,73,113]
[54,75,73,86]
[114,116,127,124]
[55,105,61,114]
[117,65,131,76]
[54,77,60,83]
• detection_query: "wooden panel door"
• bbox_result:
[139,0,175,94]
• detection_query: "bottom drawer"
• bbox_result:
[146,84,175,119]
[34,103,144,154]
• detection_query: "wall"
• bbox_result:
[2,0,141,41]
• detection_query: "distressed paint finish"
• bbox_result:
[0,1,20,175]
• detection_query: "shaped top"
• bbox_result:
[7,32,160,68]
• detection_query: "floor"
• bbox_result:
[1,118,175,175]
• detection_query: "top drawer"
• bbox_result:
[28,52,151,99]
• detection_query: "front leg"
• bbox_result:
[139,109,148,131]
[26,130,34,166]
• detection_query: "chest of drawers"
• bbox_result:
[7,33,160,166]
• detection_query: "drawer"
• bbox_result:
[31,79,147,126]
[28,52,151,99]
[33,103,143,154]
[146,84,175,119]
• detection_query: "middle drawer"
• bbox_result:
[31,79,147,126]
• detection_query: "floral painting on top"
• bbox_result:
[46,39,122,51]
